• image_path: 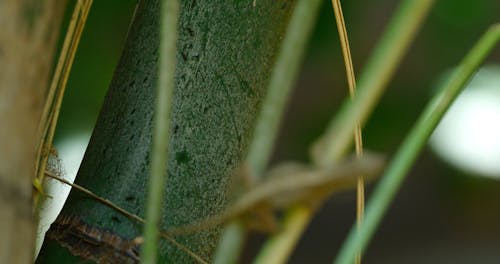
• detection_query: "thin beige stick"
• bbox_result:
[331,1,365,263]
[44,171,208,264]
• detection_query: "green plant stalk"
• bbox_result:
[335,23,500,264]
[312,0,435,166]
[246,0,324,179]
[141,0,179,263]
[254,205,310,264]
[255,1,434,263]
[213,0,323,263]
[212,221,246,264]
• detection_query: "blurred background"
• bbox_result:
[53,0,500,263]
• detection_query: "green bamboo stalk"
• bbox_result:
[141,0,179,263]
[311,0,435,166]
[213,0,323,262]
[255,1,434,263]
[335,23,500,264]
[38,1,297,262]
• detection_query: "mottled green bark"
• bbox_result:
[38,0,295,262]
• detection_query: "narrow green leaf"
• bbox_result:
[246,0,324,179]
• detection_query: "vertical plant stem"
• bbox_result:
[213,0,323,263]
[332,0,356,95]
[253,205,310,264]
[141,0,179,263]
[335,23,500,264]
[212,221,246,264]
[257,1,434,263]
[331,1,364,263]
[311,0,435,165]
[245,0,324,180]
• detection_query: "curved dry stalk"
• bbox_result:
[331,0,364,262]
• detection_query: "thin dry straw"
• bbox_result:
[331,1,364,262]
